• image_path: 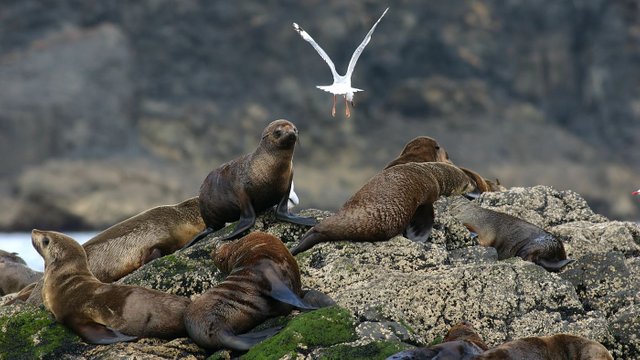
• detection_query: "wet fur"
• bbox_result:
[32,230,190,343]
[291,162,475,254]
[476,334,613,360]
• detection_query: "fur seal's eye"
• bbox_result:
[43,237,50,246]
[435,146,440,150]
[274,129,283,137]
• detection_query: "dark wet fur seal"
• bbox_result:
[475,334,613,360]
[385,136,505,198]
[186,119,316,248]
[387,321,488,360]
[184,232,334,351]
[449,198,573,272]
[0,250,42,296]
[32,229,191,344]
[291,162,475,255]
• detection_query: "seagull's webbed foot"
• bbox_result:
[344,96,351,118]
[331,95,337,117]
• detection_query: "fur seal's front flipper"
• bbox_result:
[182,227,214,248]
[290,230,326,256]
[264,266,317,310]
[403,204,435,243]
[219,327,282,351]
[223,195,257,240]
[70,319,138,345]
[386,348,438,360]
[537,258,575,272]
[301,289,336,308]
[275,179,317,226]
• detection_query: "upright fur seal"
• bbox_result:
[290,162,475,255]
[0,250,42,296]
[32,229,191,344]
[184,232,333,351]
[449,198,573,272]
[384,136,504,198]
[387,321,488,360]
[475,334,613,360]
[186,119,316,247]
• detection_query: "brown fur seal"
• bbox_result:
[291,162,475,255]
[32,229,191,344]
[184,231,333,351]
[387,321,488,360]
[475,334,613,360]
[83,196,204,282]
[385,136,504,198]
[186,119,316,248]
[0,250,42,296]
[449,198,573,272]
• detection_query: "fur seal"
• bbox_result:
[186,119,316,248]
[290,162,475,255]
[475,334,613,360]
[32,229,191,344]
[449,198,573,272]
[184,231,334,351]
[0,250,42,296]
[384,136,504,198]
[387,321,488,360]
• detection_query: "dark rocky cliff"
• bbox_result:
[0,0,639,230]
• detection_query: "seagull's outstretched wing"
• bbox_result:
[345,7,389,79]
[293,23,339,82]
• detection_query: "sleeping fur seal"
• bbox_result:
[184,231,333,351]
[32,229,191,344]
[0,250,42,296]
[449,198,573,272]
[475,334,613,360]
[290,162,475,255]
[186,119,316,247]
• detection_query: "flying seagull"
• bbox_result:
[293,8,389,118]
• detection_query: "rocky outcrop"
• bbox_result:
[1,186,638,358]
[0,0,639,232]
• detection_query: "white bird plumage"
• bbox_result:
[293,7,389,117]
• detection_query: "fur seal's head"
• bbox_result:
[211,232,293,274]
[443,321,488,351]
[32,230,86,268]
[421,163,475,196]
[0,250,27,265]
[386,136,450,169]
[261,119,299,151]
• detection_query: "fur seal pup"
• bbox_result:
[0,250,42,296]
[387,321,488,360]
[32,229,191,344]
[475,334,613,360]
[384,136,503,198]
[186,119,316,248]
[83,196,205,282]
[290,162,475,255]
[449,198,573,272]
[184,231,333,351]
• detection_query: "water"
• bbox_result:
[0,232,97,272]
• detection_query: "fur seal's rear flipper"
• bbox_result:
[275,179,317,226]
[70,320,138,344]
[218,327,282,351]
[537,258,575,272]
[301,289,336,308]
[265,267,317,310]
[290,230,326,256]
[404,204,435,243]
[182,227,214,248]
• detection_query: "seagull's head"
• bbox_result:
[261,119,299,151]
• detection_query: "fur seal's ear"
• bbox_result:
[70,319,138,344]
[264,267,317,310]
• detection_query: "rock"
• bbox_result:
[551,221,640,258]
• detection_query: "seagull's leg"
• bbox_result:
[344,96,351,118]
[331,95,337,117]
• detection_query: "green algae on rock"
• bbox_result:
[0,305,83,360]
[241,306,357,360]
[317,340,412,360]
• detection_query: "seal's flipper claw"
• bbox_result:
[403,204,435,243]
[72,320,138,345]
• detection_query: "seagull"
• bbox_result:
[293,8,389,118]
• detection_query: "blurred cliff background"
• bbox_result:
[0,0,639,231]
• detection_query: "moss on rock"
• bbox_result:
[318,341,412,360]
[0,305,83,359]
[241,306,357,360]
